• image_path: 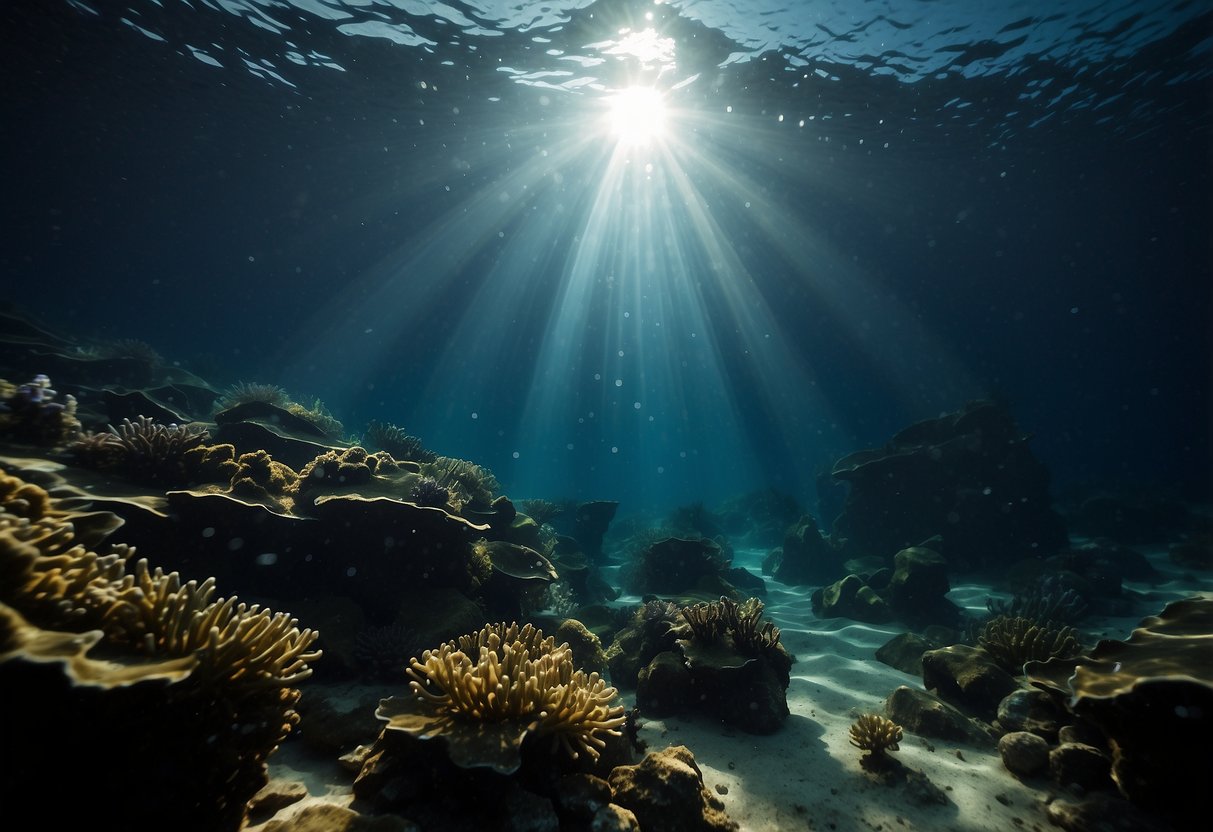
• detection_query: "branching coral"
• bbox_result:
[377,622,626,774]
[849,713,903,761]
[101,415,212,486]
[978,615,1081,673]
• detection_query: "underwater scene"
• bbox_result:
[1,0,1210,830]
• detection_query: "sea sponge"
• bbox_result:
[978,615,1081,674]
[375,621,626,774]
[849,713,903,761]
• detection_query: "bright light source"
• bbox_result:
[607,87,666,145]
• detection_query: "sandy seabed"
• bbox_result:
[255,543,1213,832]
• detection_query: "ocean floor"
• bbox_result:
[252,541,1213,831]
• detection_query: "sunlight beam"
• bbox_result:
[606,86,667,145]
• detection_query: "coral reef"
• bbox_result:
[977,615,1082,674]
[375,622,626,774]
[0,468,320,831]
[849,713,903,764]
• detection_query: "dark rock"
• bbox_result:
[609,745,738,832]
[829,400,1069,569]
[1069,494,1192,544]
[723,566,765,595]
[636,651,693,716]
[769,514,844,585]
[812,574,893,623]
[996,688,1066,740]
[504,788,560,832]
[875,632,938,676]
[261,802,419,832]
[591,804,641,831]
[570,500,619,562]
[1044,793,1174,832]
[885,546,961,626]
[921,645,1019,719]
[902,768,950,806]
[247,778,308,823]
[885,686,995,745]
[1056,722,1106,749]
[1049,742,1113,790]
[1169,532,1213,570]
[554,774,613,823]
[999,731,1049,777]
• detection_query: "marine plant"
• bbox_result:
[421,455,500,508]
[849,713,903,764]
[215,381,291,412]
[375,621,626,774]
[517,498,566,527]
[978,614,1082,673]
[285,396,344,438]
[364,419,436,463]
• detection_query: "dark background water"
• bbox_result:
[2,0,1210,515]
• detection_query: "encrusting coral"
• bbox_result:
[849,713,903,763]
[978,615,1081,674]
[0,467,321,831]
[375,621,626,774]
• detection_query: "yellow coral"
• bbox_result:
[849,713,903,757]
[379,621,626,773]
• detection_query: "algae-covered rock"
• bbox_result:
[812,574,893,623]
[921,644,1019,720]
[609,745,738,832]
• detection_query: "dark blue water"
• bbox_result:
[2,0,1210,514]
